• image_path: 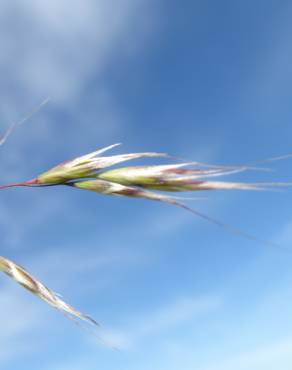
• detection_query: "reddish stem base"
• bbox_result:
[0,178,40,190]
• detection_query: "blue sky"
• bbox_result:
[1,1,292,369]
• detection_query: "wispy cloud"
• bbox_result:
[201,338,292,370]
[0,283,48,364]
[25,243,153,292]
[100,294,223,350]
[0,0,158,193]
[0,0,156,103]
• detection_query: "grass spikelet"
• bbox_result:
[36,149,168,185]
[0,145,168,188]
[0,256,98,326]
[95,164,292,192]
[1,143,292,248]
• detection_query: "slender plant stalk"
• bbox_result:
[0,97,49,146]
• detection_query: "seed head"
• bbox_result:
[0,256,98,326]
[95,163,290,192]
[36,144,168,185]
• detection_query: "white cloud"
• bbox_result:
[42,293,223,369]
[0,283,48,363]
[25,242,153,293]
[201,339,292,370]
[0,0,155,103]
[0,0,158,186]
[100,294,222,350]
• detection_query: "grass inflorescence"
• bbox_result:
[1,105,292,330]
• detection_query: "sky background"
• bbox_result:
[1,1,292,369]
